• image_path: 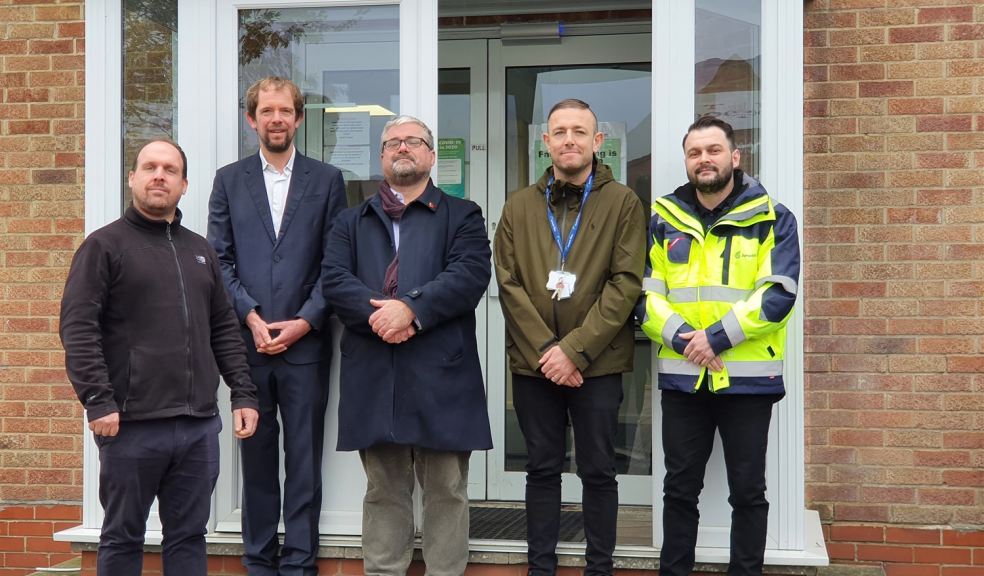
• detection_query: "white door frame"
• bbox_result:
[484,33,654,505]
[651,0,807,555]
[212,0,440,535]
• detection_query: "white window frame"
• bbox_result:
[67,0,437,543]
[653,0,821,565]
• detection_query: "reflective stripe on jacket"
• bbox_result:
[640,174,800,394]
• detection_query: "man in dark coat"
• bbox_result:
[207,77,346,575]
[324,115,492,576]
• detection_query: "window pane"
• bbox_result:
[437,68,470,200]
[695,0,761,177]
[122,0,178,209]
[238,6,399,208]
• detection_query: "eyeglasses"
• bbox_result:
[382,137,431,151]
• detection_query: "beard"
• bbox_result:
[689,163,734,195]
[260,130,293,154]
[388,156,427,186]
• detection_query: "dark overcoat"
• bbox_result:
[324,181,493,452]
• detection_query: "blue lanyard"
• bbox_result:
[545,172,594,270]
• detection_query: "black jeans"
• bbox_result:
[659,387,783,576]
[512,373,623,576]
[96,415,221,576]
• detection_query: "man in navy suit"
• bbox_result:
[207,76,346,576]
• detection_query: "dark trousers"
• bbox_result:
[659,387,783,576]
[241,360,329,576]
[96,415,221,576]
[512,373,623,576]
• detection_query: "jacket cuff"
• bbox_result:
[85,402,119,423]
[557,338,591,372]
[705,320,733,355]
[231,399,260,412]
[670,322,696,355]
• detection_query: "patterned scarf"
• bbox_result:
[377,180,407,298]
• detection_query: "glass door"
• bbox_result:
[477,33,654,506]
[213,0,440,537]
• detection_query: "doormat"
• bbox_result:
[469,506,585,542]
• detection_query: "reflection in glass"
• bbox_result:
[695,0,761,176]
[238,6,399,207]
[504,64,653,479]
[122,0,178,208]
[437,68,470,200]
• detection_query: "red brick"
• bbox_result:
[831,525,886,543]
[942,569,984,576]
[917,153,967,169]
[837,505,890,523]
[25,536,71,553]
[918,7,974,24]
[31,169,75,185]
[943,530,984,546]
[917,116,973,132]
[7,120,50,135]
[886,528,941,545]
[27,39,74,55]
[34,5,82,21]
[949,356,984,373]
[888,98,943,115]
[885,566,940,576]
[860,81,914,98]
[0,507,34,520]
[949,24,984,41]
[5,88,50,103]
[57,22,85,38]
[942,471,984,488]
[889,25,944,44]
[0,40,28,55]
[826,541,857,561]
[858,544,915,563]
[6,522,51,537]
[831,63,885,81]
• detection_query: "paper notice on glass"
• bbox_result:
[437,138,466,198]
[324,145,370,181]
[324,111,370,146]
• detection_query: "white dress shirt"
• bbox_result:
[259,148,296,237]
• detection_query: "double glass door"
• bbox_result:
[439,34,654,506]
[212,2,656,534]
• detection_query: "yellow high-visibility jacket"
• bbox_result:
[640,172,800,394]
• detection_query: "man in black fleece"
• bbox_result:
[60,139,260,576]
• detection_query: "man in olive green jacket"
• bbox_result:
[493,98,646,576]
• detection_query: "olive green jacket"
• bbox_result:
[494,161,647,377]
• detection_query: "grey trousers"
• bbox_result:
[360,444,471,576]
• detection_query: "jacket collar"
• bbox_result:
[535,158,614,206]
[362,178,443,216]
[124,205,183,233]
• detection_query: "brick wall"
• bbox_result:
[803,1,983,574]
[0,1,85,574]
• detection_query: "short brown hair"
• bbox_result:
[245,76,304,120]
[546,98,598,131]
[683,115,736,150]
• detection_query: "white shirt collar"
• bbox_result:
[259,147,296,175]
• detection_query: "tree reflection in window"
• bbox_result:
[121,0,178,208]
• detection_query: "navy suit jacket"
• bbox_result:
[207,151,346,365]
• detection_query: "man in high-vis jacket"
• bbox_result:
[641,116,800,576]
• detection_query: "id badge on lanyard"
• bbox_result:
[544,173,593,300]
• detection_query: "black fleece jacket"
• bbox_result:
[60,206,258,422]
